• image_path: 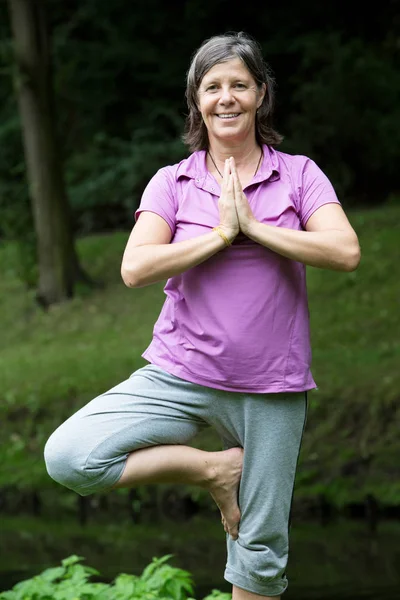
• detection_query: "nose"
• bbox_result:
[218,86,234,105]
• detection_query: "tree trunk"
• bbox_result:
[7,0,87,306]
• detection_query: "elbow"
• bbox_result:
[342,242,361,272]
[121,264,141,288]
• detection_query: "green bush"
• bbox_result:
[0,554,231,600]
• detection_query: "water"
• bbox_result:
[1,515,399,599]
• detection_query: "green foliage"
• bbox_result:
[0,0,399,289]
[0,48,37,287]
[65,119,186,234]
[202,592,232,600]
[0,554,229,600]
[283,33,400,201]
[0,1,398,243]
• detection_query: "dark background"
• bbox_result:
[1,0,399,240]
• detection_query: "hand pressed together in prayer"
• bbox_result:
[229,156,258,236]
[218,156,258,243]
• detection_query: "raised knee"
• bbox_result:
[44,427,91,495]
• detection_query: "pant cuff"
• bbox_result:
[224,566,287,597]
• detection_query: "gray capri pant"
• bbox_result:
[44,364,307,597]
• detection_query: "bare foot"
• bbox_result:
[206,447,243,540]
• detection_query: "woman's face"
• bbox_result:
[197,57,265,146]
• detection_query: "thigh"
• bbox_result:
[47,364,208,468]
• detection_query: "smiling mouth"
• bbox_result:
[216,113,241,119]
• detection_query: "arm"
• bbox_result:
[230,156,361,272]
[121,211,228,288]
[122,159,239,288]
[245,203,361,272]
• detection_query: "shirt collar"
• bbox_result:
[253,144,280,184]
[176,144,280,191]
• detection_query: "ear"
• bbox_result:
[257,83,267,108]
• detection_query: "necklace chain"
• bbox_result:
[208,149,263,180]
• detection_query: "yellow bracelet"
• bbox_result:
[212,226,232,247]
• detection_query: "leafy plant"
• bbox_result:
[202,591,232,600]
[0,554,231,600]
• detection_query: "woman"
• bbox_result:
[45,32,360,599]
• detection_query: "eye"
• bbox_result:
[234,83,247,89]
[206,84,218,92]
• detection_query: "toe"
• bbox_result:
[228,521,239,540]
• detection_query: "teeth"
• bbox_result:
[217,113,239,119]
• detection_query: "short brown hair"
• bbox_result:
[182,32,283,152]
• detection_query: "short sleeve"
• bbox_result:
[298,159,341,228]
[135,167,177,236]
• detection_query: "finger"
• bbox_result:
[229,156,238,176]
[229,523,239,540]
[229,160,243,199]
[227,172,234,194]
[230,160,242,193]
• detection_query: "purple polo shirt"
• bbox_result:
[135,144,340,393]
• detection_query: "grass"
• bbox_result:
[302,204,400,505]
[0,204,399,504]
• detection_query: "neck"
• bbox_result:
[208,137,261,170]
